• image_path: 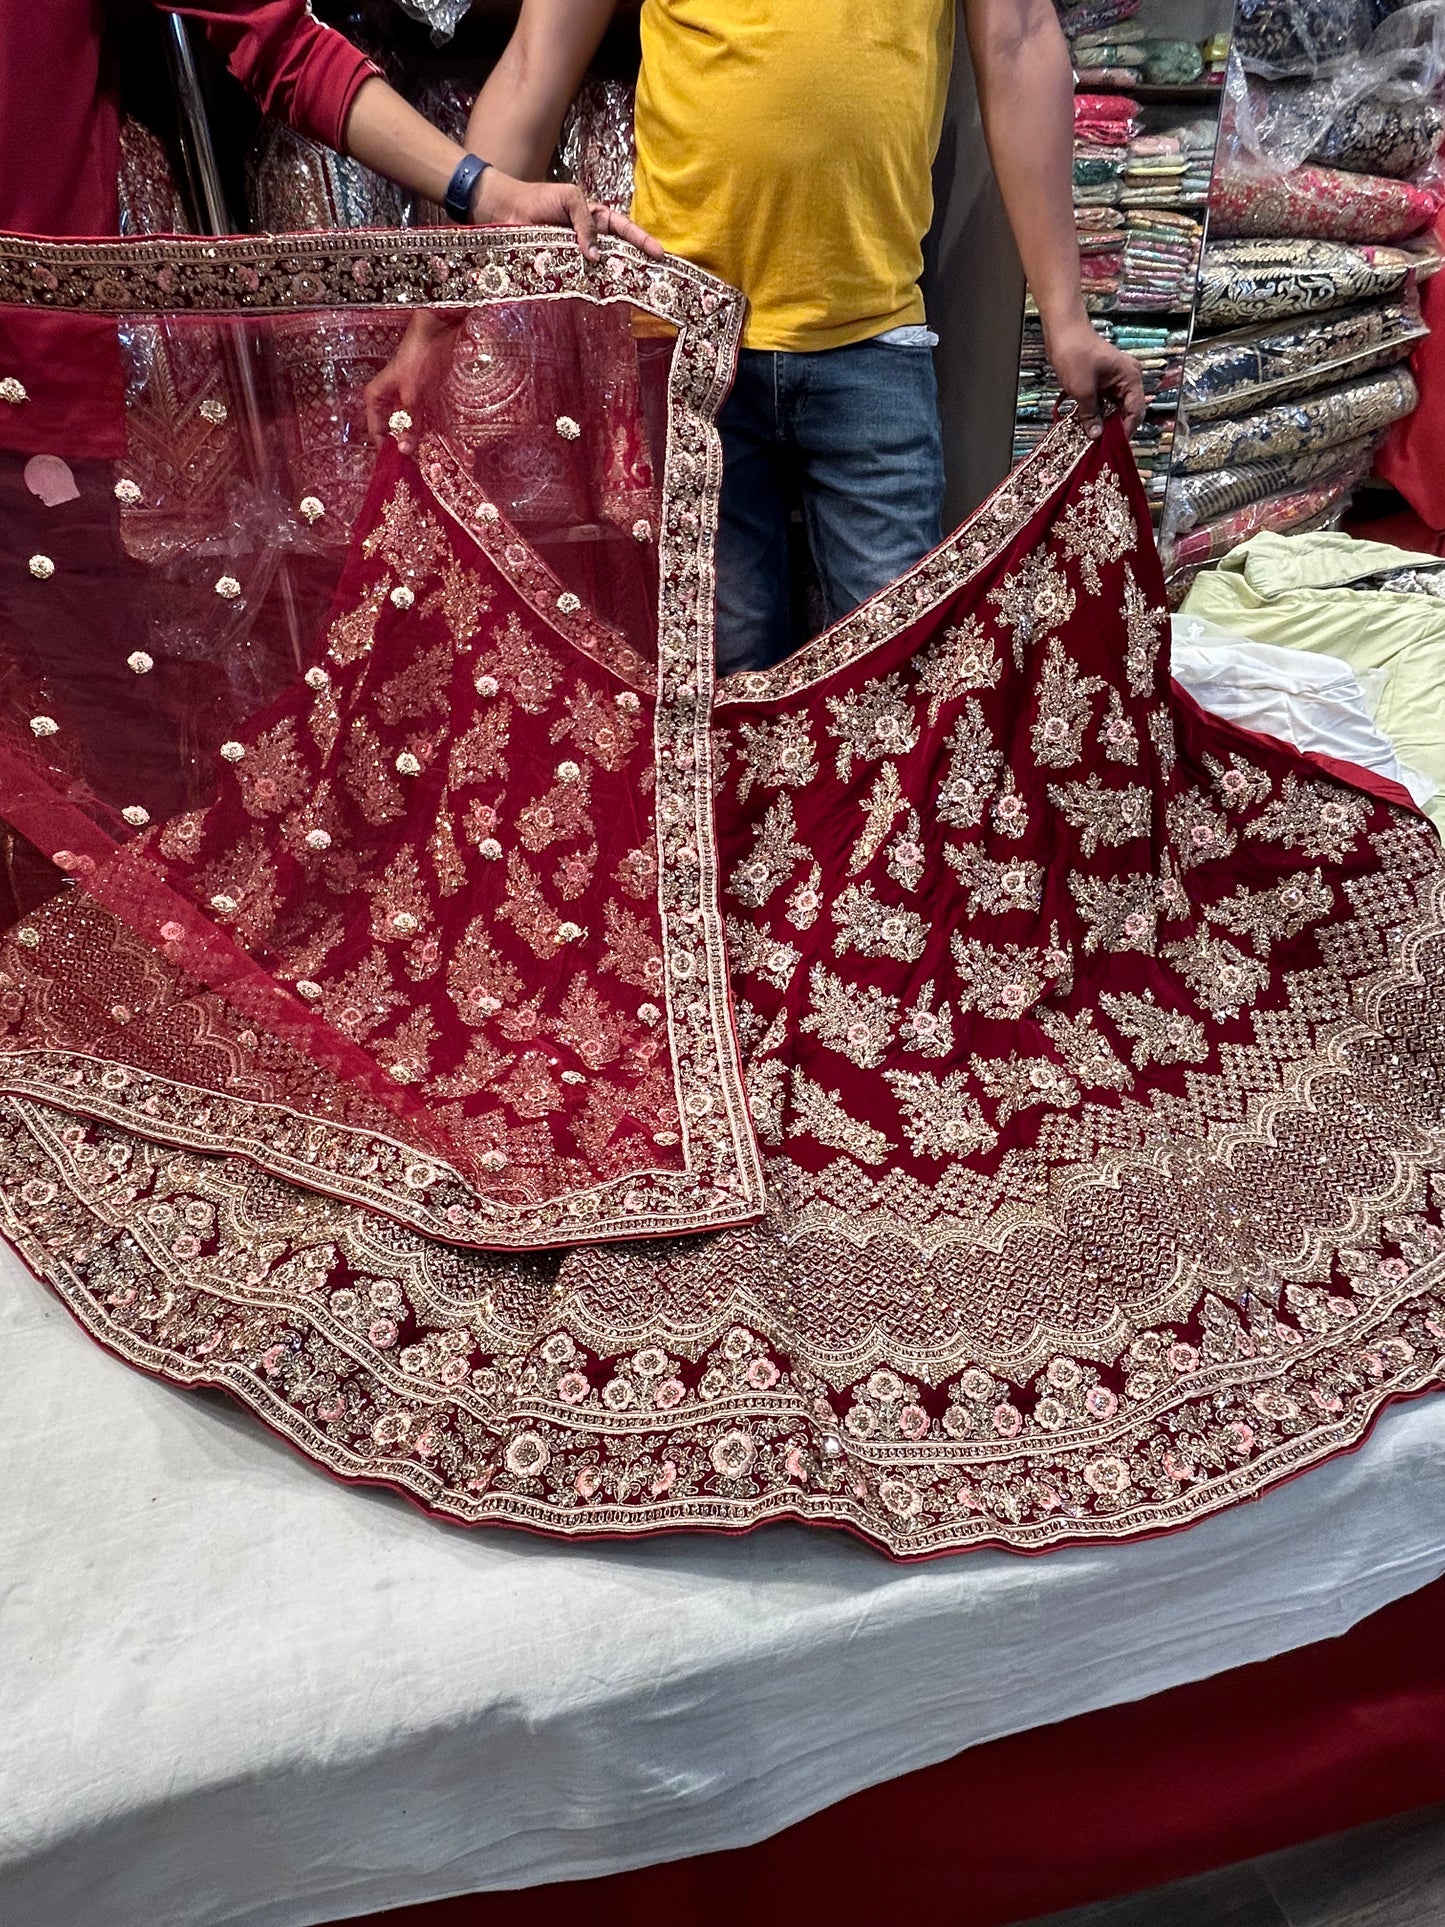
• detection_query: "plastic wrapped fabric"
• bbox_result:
[387,0,473,44]
[1165,474,1365,568]
[557,78,638,210]
[1181,295,1428,421]
[1142,40,1205,85]
[1210,162,1441,243]
[1197,238,1418,328]
[1162,433,1379,532]
[1232,0,1375,75]
[1176,365,1418,473]
[1311,91,1445,179]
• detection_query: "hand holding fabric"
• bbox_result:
[1045,319,1147,439]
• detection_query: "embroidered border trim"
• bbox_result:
[715,419,1093,708]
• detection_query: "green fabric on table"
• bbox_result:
[1183,531,1445,826]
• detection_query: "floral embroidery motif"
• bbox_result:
[915,615,1002,724]
[944,844,1044,918]
[1055,468,1136,595]
[825,674,920,779]
[884,1068,998,1158]
[1122,565,1166,697]
[830,883,930,963]
[800,965,898,1070]
[1032,638,1105,769]
[1247,776,1370,861]
[733,714,819,801]
[1048,776,1152,855]
[988,548,1076,669]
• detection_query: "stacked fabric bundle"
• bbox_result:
[1171,120,1220,205]
[1121,134,1188,205]
[1161,1,1443,578]
[1071,27,1145,87]
[1162,236,1431,564]
[1117,208,1203,309]
[1202,32,1231,87]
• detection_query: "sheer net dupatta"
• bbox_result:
[0,232,764,1249]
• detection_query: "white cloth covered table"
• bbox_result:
[5,637,1445,1927]
[6,1203,1445,1927]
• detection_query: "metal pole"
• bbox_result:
[162,17,307,669]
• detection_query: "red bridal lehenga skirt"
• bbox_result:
[0,231,1441,1558]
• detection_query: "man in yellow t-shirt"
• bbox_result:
[460,0,1144,673]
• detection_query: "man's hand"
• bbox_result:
[364,310,463,453]
[473,167,663,261]
[1046,318,1147,441]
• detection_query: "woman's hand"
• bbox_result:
[472,167,663,260]
[364,309,463,453]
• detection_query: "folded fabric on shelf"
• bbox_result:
[1182,297,1428,421]
[1308,90,1445,182]
[1211,163,1441,244]
[1196,237,1415,325]
[1142,38,1205,84]
[1166,475,1364,569]
[1163,434,1380,530]
[1175,364,1419,473]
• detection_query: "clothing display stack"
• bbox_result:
[1019,1,1236,518]
[1160,0,1445,587]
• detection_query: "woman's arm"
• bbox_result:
[963,0,1145,436]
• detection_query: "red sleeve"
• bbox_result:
[157,2,381,151]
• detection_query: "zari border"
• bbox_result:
[715,413,1094,708]
[0,230,766,1249]
[3,1087,1443,1560]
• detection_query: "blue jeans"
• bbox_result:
[714,339,946,676]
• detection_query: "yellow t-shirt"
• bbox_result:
[633,1,955,352]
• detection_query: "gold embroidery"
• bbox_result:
[1048,776,1151,855]
[1248,776,1371,862]
[830,882,930,963]
[1032,638,1105,769]
[944,844,1044,918]
[989,548,1076,668]
[1203,751,1272,812]
[1055,469,1136,594]
[788,1070,893,1164]
[732,714,819,801]
[1122,566,1165,697]
[848,762,905,876]
[937,700,1002,830]
[728,796,808,910]
[1096,988,1208,1068]
[972,1053,1080,1126]
[1069,869,1159,954]
[915,615,1002,725]
[1163,931,1270,1018]
[899,979,955,1059]
[883,1068,998,1157]
[1097,688,1139,767]
[1167,789,1238,872]
[800,964,898,1070]
[825,674,920,780]
[1211,870,1334,954]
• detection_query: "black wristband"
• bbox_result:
[443,153,491,224]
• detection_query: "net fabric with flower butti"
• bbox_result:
[0,231,1442,1559]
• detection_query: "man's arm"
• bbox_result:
[963,0,1145,437]
[463,0,619,178]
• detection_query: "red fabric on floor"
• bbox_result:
[344,1573,1445,1927]
[1378,219,1445,532]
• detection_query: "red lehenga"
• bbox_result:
[0,230,1442,1557]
